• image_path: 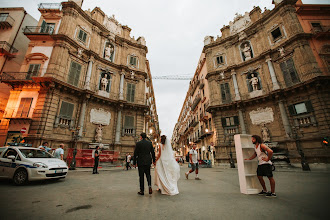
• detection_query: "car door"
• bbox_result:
[1,148,19,178]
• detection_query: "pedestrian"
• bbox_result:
[133,132,156,195]
[54,143,64,160]
[93,146,100,174]
[185,143,201,180]
[38,142,51,152]
[126,153,132,170]
[245,135,276,198]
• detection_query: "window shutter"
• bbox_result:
[28,64,34,73]
[60,101,74,118]
[68,61,81,86]
[280,61,292,87]
[220,84,226,101]
[305,100,313,113]
[288,105,296,116]
[125,116,134,128]
[234,116,239,125]
[126,83,131,101]
[78,30,83,40]
[131,84,135,102]
[83,32,87,42]
[40,20,47,33]
[59,102,68,116]
[221,118,226,127]
[225,83,231,101]
[287,58,299,84]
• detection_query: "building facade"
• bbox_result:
[204,0,330,166]
[172,53,216,163]
[0,7,37,125]
[0,0,160,160]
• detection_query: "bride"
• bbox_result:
[155,135,180,195]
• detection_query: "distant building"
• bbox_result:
[203,0,330,166]
[0,7,37,125]
[172,53,216,163]
[0,1,160,161]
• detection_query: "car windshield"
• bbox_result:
[20,149,53,158]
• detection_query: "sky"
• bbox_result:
[0,0,328,139]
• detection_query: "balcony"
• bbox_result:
[190,79,200,95]
[0,41,18,56]
[0,14,15,28]
[311,26,330,39]
[0,72,37,81]
[199,79,205,89]
[123,128,135,136]
[38,3,62,11]
[200,112,208,122]
[191,94,201,111]
[24,26,55,35]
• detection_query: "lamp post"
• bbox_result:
[69,126,80,170]
[291,126,310,171]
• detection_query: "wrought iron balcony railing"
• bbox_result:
[0,41,18,54]
[38,3,62,10]
[0,13,15,28]
[24,26,55,35]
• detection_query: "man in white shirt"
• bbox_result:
[54,143,64,160]
[38,142,52,152]
[185,143,201,180]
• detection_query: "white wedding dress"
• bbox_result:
[155,140,180,195]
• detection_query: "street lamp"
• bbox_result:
[291,126,310,171]
[149,129,153,134]
[69,126,80,170]
[205,128,209,133]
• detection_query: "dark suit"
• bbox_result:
[133,139,155,192]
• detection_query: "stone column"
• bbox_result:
[238,109,246,134]
[231,70,241,100]
[265,57,280,90]
[278,100,291,137]
[115,109,122,144]
[78,99,87,137]
[119,72,125,100]
[84,57,94,90]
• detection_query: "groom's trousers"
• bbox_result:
[138,165,151,191]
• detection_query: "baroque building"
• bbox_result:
[172,53,216,163]
[0,0,160,160]
[203,0,330,166]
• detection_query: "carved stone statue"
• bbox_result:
[95,124,103,143]
[101,75,108,91]
[278,47,285,57]
[104,44,114,61]
[261,124,271,143]
[249,73,259,91]
[242,43,252,61]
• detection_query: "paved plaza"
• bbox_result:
[1,166,329,220]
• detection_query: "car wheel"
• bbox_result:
[13,169,28,185]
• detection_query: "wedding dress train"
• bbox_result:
[155,139,180,195]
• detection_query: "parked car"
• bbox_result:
[0,146,68,185]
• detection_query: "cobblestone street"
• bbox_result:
[1,166,329,220]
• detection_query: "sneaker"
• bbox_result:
[266,192,277,198]
[258,190,267,196]
[195,177,201,180]
[185,173,189,179]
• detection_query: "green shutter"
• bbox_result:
[221,118,226,127]
[82,32,87,42]
[126,84,131,101]
[280,61,292,87]
[234,116,239,125]
[68,61,81,86]
[131,84,135,102]
[225,83,231,101]
[288,105,296,116]
[305,100,313,113]
[125,116,134,128]
[220,84,226,101]
[78,30,83,40]
[60,101,74,118]
[40,20,47,33]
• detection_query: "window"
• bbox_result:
[280,58,300,87]
[288,101,313,116]
[0,13,9,22]
[221,116,239,127]
[129,56,137,66]
[216,56,224,65]
[124,116,135,135]
[67,61,82,86]
[271,27,282,41]
[220,83,231,103]
[27,64,40,79]
[59,101,74,119]
[3,149,17,158]
[77,29,87,43]
[311,22,323,32]
[16,98,33,118]
[40,20,55,34]
[126,83,136,102]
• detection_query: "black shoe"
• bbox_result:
[149,187,152,194]
[92,172,96,174]
[266,192,277,198]
[258,190,267,196]
[137,191,144,195]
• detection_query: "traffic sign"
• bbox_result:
[20,127,27,134]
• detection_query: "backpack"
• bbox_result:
[186,152,190,162]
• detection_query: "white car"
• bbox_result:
[0,146,68,185]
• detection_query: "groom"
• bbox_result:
[133,132,156,195]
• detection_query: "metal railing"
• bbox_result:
[0,41,18,54]
[38,3,62,10]
[0,14,15,26]
[24,26,55,35]
[310,25,330,35]
[0,72,34,81]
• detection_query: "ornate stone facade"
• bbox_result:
[0,1,160,161]
[204,0,330,166]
